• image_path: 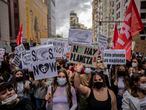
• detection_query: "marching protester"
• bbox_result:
[111,65,128,110]
[12,70,31,99]
[122,73,146,110]
[0,79,33,110]
[128,67,136,77]
[74,63,117,110]
[45,69,77,110]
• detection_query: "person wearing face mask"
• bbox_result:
[74,63,117,110]
[128,67,136,77]
[131,58,139,71]
[111,65,129,110]
[45,69,77,110]
[122,73,146,110]
[13,70,31,99]
[0,80,33,110]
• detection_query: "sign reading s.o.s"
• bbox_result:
[31,45,57,80]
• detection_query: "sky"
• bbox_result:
[56,0,92,38]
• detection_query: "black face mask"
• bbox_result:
[93,82,104,89]
[118,71,126,76]
[57,66,61,71]
[16,77,23,82]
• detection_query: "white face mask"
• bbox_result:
[140,83,146,90]
[57,78,67,86]
[129,73,133,77]
[132,63,138,67]
[1,94,18,105]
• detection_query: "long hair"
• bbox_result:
[52,69,72,108]
[89,70,106,88]
[130,73,141,97]
[12,69,25,92]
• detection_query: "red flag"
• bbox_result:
[16,24,23,46]
[112,24,119,48]
[114,0,144,60]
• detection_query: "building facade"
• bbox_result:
[47,0,56,37]
[92,0,146,54]
[19,0,48,44]
[70,11,87,29]
[0,0,11,52]
[92,0,115,43]
[8,0,20,50]
[70,11,79,29]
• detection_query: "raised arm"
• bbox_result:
[74,63,90,96]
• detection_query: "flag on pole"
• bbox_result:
[112,24,119,48]
[16,24,23,46]
[114,0,144,60]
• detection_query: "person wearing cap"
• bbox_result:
[74,63,117,110]
[0,80,33,110]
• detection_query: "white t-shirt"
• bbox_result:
[139,97,146,110]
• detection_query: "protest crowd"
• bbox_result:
[0,0,146,110]
[0,44,146,110]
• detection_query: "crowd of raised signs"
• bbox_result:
[0,45,146,110]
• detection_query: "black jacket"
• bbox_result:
[0,98,33,110]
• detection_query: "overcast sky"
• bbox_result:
[56,0,92,38]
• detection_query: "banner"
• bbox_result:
[0,48,5,61]
[114,0,144,60]
[21,50,31,69]
[69,44,99,67]
[103,49,126,65]
[15,44,25,55]
[98,34,108,52]
[68,29,92,45]
[41,39,68,58]
[11,55,21,67]
[31,45,57,80]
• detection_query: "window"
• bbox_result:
[116,11,120,19]
[141,13,146,19]
[116,2,120,11]
[125,0,128,4]
[141,1,146,9]
[140,36,146,40]
[140,26,146,35]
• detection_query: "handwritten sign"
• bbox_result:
[31,45,57,80]
[103,49,126,65]
[69,44,99,67]
[41,39,68,58]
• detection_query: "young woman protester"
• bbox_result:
[74,63,117,110]
[122,73,146,110]
[45,69,77,110]
[0,79,33,110]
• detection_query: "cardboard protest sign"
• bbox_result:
[68,29,92,45]
[15,44,25,55]
[103,49,126,65]
[69,44,99,67]
[98,34,108,52]
[0,48,5,61]
[41,39,68,58]
[11,55,21,67]
[31,45,57,80]
[21,50,31,69]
